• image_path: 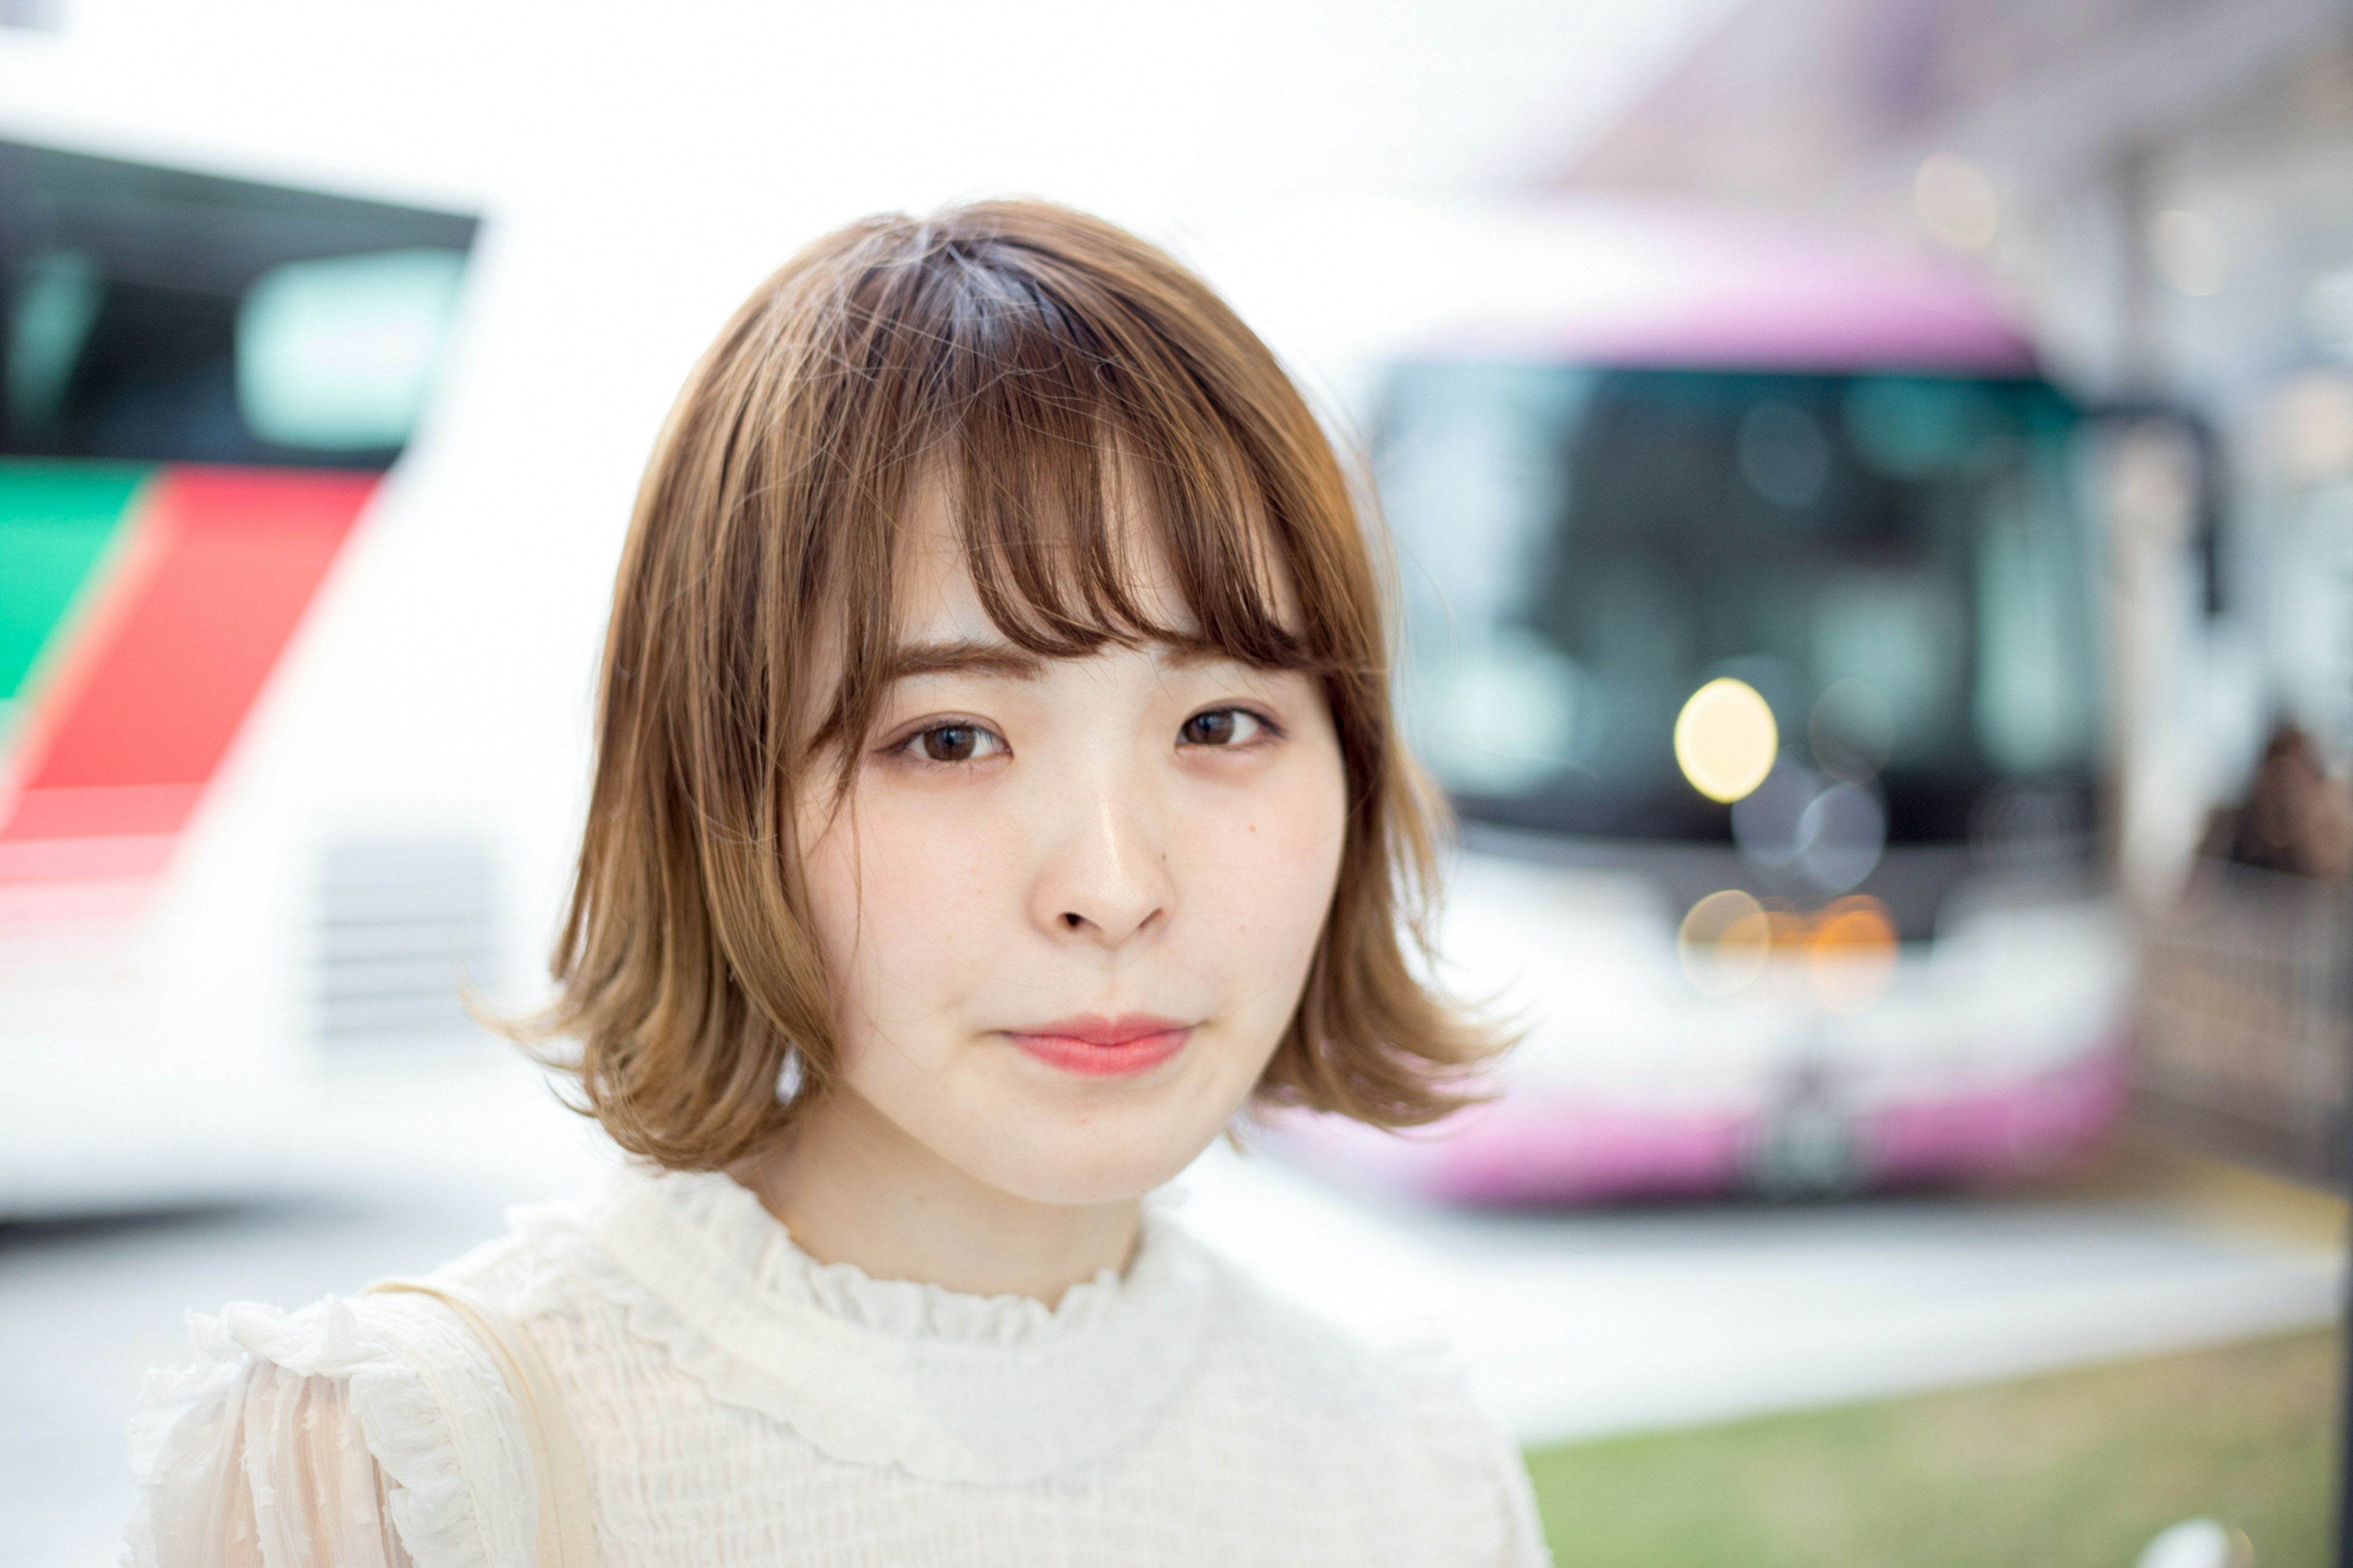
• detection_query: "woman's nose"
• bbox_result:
[1029,757,1175,947]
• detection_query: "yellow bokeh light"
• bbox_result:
[1914,153,1999,251]
[1677,888,1771,996]
[1673,678,1778,802]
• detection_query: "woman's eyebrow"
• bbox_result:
[1154,642,1239,671]
[881,638,1047,683]
[1155,639,1316,675]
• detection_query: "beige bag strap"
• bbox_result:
[367,1277,598,1568]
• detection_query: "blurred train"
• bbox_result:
[0,134,2152,1213]
[1259,203,2143,1201]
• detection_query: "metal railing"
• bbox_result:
[2135,860,2352,1184]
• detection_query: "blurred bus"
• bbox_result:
[1270,203,2132,1202]
[0,138,488,1214]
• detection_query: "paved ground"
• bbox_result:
[1175,1137,2346,1442]
[3,1059,2341,1567]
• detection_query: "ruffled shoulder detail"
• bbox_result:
[124,1292,535,1568]
[517,1163,1217,1483]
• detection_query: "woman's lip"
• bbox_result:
[1013,1013,1190,1047]
[1006,1018,1193,1078]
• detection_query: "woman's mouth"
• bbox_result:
[1006,1013,1193,1078]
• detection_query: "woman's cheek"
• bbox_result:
[1214,765,1347,966]
[854,795,1011,1007]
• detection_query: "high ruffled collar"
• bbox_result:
[532,1162,1217,1483]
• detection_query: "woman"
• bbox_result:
[127,199,1548,1567]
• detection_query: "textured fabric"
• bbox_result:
[127,1164,1552,1567]
[126,1292,537,1568]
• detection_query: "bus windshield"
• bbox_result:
[1,139,476,468]
[1381,365,2100,857]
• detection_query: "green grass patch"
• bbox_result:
[1525,1328,2338,1568]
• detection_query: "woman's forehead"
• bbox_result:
[892,463,1303,656]
[895,475,1205,646]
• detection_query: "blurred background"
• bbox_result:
[1,0,2346,1564]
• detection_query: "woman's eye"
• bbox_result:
[1179,708,1265,748]
[904,723,1004,763]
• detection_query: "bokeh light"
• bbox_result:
[1677,890,1899,1010]
[1805,893,1900,1013]
[1677,888,1771,996]
[1674,676,1778,802]
[1794,782,1887,893]
[2132,1518,2256,1568]
[1913,153,1999,251]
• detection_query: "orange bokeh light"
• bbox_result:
[1676,890,1900,1011]
[1805,893,1899,1012]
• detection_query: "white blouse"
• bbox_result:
[126,1162,1551,1566]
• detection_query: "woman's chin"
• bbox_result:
[956,1123,1219,1210]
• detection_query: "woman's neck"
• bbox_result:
[734,1086,1143,1306]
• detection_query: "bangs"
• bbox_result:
[804,222,1346,757]
[931,280,1307,669]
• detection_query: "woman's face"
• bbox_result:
[794,491,1348,1207]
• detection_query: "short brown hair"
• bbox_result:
[524,199,1499,1170]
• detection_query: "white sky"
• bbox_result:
[0,0,1741,437]
[0,0,1732,229]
